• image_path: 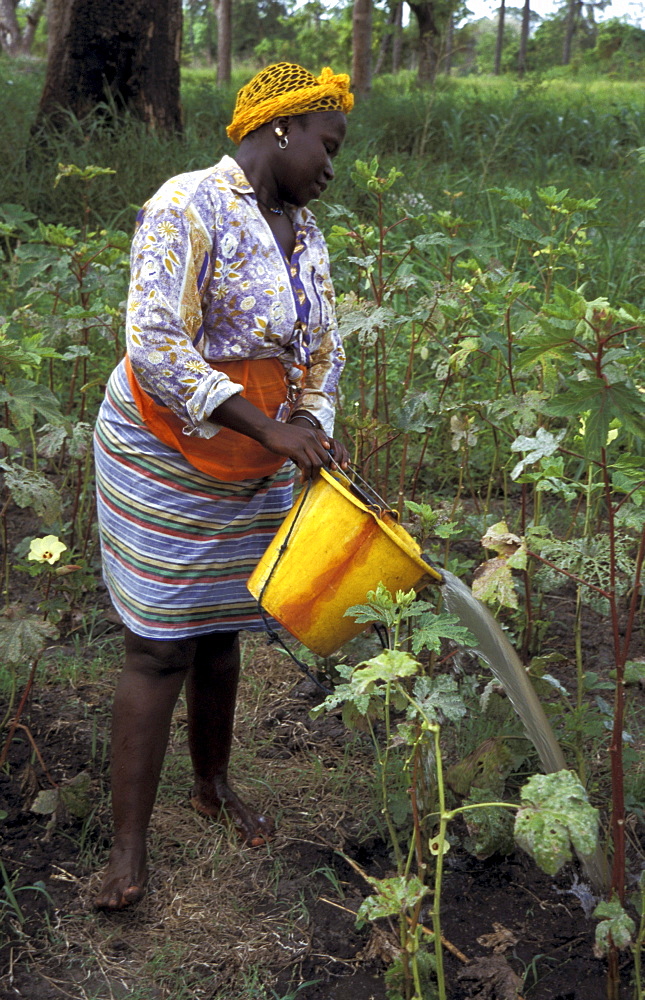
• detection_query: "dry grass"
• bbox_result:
[21,634,381,1000]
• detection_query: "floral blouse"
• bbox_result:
[126,155,345,438]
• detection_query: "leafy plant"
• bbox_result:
[318,586,599,1000]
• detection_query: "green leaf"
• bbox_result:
[345,583,417,628]
[490,186,532,211]
[337,305,395,346]
[411,611,475,654]
[446,738,519,797]
[3,464,62,524]
[472,557,518,610]
[462,787,515,860]
[37,424,68,458]
[30,789,59,815]
[623,660,645,685]
[0,203,37,230]
[356,874,428,928]
[0,378,63,431]
[0,427,19,448]
[411,674,467,724]
[506,218,547,244]
[314,682,372,719]
[593,895,635,956]
[351,650,421,693]
[0,610,58,666]
[69,422,94,459]
[514,771,598,875]
[510,427,566,480]
[30,772,93,821]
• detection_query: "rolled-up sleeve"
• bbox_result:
[126,202,243,439]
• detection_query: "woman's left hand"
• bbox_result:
[289,414,350,472]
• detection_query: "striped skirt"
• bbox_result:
[94,360,295,639]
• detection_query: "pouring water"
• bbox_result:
[439,569,608,892]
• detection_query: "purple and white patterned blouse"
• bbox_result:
[126,154,345,438]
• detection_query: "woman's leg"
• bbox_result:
[94,628,197,910]
[186,631,273,845]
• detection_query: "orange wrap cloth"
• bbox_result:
[227,63,354,145]
[125,355,302,482]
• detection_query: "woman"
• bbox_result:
[93,63,353,910]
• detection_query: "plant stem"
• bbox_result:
[0,654,42,769]
[431,725,447,1000]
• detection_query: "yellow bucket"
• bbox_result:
[247,467,443,657]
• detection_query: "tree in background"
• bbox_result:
[34,0,183,132]
[183,0,216,64]
[576,15,645,71]
[408,0,442,81]
[494,0,506,73]
[214,0,231,84]
[562,0,582,63]
[253,2,352,74]
[526,4,595,71]
[518,0,530,75]
[352,0,372,96]
[0,0,44,55]
[374,1,404,75]
[230,0,288,61]
[408,0,465,82]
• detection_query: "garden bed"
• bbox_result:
[1,603,642,1000]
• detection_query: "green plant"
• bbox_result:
[316,586,599,1000]
[0,858,53,939]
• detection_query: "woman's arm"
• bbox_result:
[126,195,245,439]
[211,395,348,480]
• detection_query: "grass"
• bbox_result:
[2,58,644,272]
[4,632,381,999]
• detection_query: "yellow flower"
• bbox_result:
[27,535,67,565]
[428,836,450,856]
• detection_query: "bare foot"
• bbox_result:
[190,780,273,847]
[94,842,148,911]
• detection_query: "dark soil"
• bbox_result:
[1,600,643,1000]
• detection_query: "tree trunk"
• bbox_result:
[562,0,581,65]
[518,0,530,77]
[392,1,403,73]
[494,0,506,75]
[35,0,183,132]
[0,0,21,53]
[352,0,372,99]
[214,0,231,85]
[22,0,45,51]
[374,1,397,76]
[444,11,453,75]
[0,0,44,55]
[409,1,440,84]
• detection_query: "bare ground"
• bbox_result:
[0,607,643,1000]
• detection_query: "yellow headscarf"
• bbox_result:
[227,63,354,145]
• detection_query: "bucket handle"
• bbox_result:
[330,460,398,520]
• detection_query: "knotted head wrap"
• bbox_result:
[227,63,354,145]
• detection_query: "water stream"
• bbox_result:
[439,569,608,892]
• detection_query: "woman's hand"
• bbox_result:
[210,395,349,480]
[287,413,350,477]
[260,420,335,481]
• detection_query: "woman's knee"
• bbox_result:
[194,630,240,672]
[123,627,197,678]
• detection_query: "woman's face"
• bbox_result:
[274,111,347,208]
